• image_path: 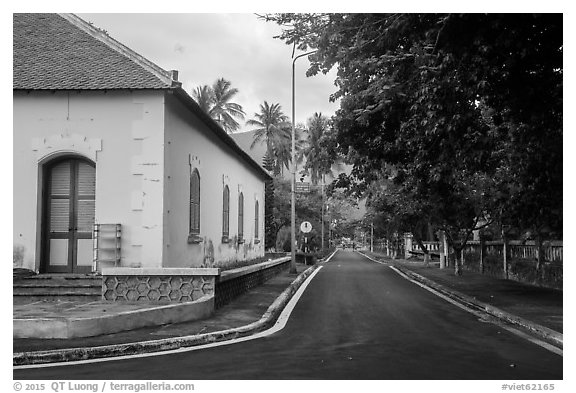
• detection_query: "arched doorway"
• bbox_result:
[42,156,95,274]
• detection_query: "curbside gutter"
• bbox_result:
[393,265,563,348]
[14,263,323,366]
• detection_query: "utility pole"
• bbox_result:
[321,174,325,252]
[290,50,317,274]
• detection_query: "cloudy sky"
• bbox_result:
[77,13,340,134]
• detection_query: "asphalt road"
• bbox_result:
[14,250,562,380]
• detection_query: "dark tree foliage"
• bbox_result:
[263,13,562,274]
[262,151,277,250]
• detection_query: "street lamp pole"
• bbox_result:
[321,174,325,252]
[291,50,317,274]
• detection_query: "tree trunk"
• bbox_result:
[439,231,448,269]
[415,237,430,267]
[454,247,462,276]
[536,234,543,284]
[479,236,485,274]
[502,236,509,280]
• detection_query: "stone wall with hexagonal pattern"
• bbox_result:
[101,268,219,302]
[102,275,215,302]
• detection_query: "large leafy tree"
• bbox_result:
[365,173,437,264]
[262,152,277,250]
[192,78,246,133]
[264,13,562,275]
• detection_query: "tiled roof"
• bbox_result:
[13,13,174,90]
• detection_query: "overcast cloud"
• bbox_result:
[78,13,340,134]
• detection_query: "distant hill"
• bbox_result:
[230,129,343,182]
[230,130,267,168]
[230,130,366,222]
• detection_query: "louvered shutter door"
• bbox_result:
[49,161,71,232]
[50,199,70,232]
[77,161,96,195]
[50,161,71,195]
[76,162,96,233]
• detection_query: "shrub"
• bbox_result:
[276,226,292,252]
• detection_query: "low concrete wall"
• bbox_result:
[101,259,293,311]
[215,257,291,309]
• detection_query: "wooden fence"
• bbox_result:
[406,238,562,290]
[373,238,405,259]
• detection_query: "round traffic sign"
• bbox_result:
[300,221,312,233]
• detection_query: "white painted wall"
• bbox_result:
[13,89,266,272]
[13,90,166,271]
[163,93,266,269]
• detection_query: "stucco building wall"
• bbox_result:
[13,90,166,271]
[162,93,265,269]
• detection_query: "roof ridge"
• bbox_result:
[58,13,180,88]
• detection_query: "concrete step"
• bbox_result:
[14,279,101,287]
[13,274,102,302]
[13,286,102,295]
[13,295,102,305]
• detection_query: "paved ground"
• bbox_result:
[14,250,562,380]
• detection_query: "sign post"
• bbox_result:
[300,221,312,253]
[295,182,311,193]
[300,221,312,233]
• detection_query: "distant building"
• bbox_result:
[13,13,270,274]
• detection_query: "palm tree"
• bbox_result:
[246,101,291,174]
[300,112,335,184]
[191,78,245,134]
[192,85,213,113]
[210,78,246,133]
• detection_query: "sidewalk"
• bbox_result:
[364,251,563,340]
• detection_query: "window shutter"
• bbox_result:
[255,200,259,239]
[190,169,200,234]
[238,193,244,239]
[223,186,230,237]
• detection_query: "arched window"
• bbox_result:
[222,185,230,241]
[254,200,259,240]
[189,169,200,236]
[238,192,244,243]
